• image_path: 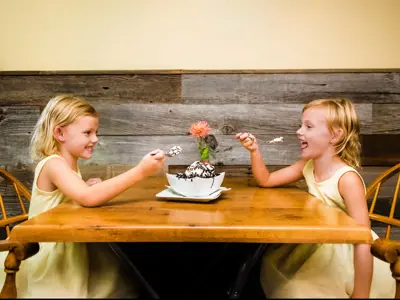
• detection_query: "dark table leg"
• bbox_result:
[226,244,269,299]
[108,242,160,299]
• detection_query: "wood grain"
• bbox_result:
[373,104,400,134]
[1,135,399,170]
[94,103,373,135]
[0,107,40,136]
[0,74,181,106]
[182,73,400,104]
[0,103,379,136]
[9,177,372,244]
[2,103,399,136]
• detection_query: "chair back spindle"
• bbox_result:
[366,163,400,239]
[0,169,31,239]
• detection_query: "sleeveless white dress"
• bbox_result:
[260,160,396,298]
[0,154,138,298]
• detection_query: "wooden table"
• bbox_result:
[9,177,372,244]
[5,177,372,299]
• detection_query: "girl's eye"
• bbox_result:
[306,125,312,129]
[84,131,90,135]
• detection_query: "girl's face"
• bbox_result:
[59,116,99,160]
[296,106,336,160]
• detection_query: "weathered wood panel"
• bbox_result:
[0,103,378,136]
[0,74,182,105]
[94,103,373,135]
[0,106,40,135]
[83,132,400,166]
[0,136,31,167]
[2,72,400,106]
[373,104,400,134]
[182,73,400,104]
[2,103,399,136]
[1,135,399,170]
[88,135,301,166]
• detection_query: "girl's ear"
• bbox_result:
[331,128,344,144]
[54,126,65,142]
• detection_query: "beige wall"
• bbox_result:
[0,0,399,71]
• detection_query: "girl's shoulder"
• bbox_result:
[334,164,362,181]
[336,165,366,192]
[35,154,65,175]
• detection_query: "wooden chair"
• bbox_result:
[368,163,400,298]
[0,168,39,298]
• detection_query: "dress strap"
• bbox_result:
[34,154,64,181]
[332,166,366,194]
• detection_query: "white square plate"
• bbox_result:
[156,187,229,203]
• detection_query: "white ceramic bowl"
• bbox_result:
[166,172,225,197]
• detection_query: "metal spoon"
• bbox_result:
[151,145,183,157]
[248,135,284,144]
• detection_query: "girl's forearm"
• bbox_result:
[80,166,145,207]
[250,149,270,186]
[352,243,373,298]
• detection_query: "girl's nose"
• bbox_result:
[92,135,99,143]
[296,127,302,135]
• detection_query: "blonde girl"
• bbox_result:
[12,94,165,298]
[236,98,395,298]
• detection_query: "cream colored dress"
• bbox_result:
[0,154,138,298]
[260,159,396,298]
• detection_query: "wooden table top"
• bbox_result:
[10,177,372,244]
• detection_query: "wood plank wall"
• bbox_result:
[0,70,399,237]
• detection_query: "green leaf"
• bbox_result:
[200,146,210,162]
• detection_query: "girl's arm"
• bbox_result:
[236,132,306,187]
[339,171,373,298]
[40,151,165,207]
[251,149,306,187]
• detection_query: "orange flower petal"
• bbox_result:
[190,121,211,137]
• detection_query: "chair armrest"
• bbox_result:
[371,238,400,264]
[371,238,400,298]
[0,240,39,298]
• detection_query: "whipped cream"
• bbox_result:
[177,161,217,179]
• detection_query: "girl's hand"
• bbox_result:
[86,178,102,186]
[235,132,259,153]
[137,149,165,178]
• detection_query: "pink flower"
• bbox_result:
[190,121,211,137]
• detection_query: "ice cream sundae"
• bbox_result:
[176,161,218,179]
[166,161,225,197]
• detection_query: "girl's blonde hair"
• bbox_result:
[30,95,98,161]
[303,98,361,169]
